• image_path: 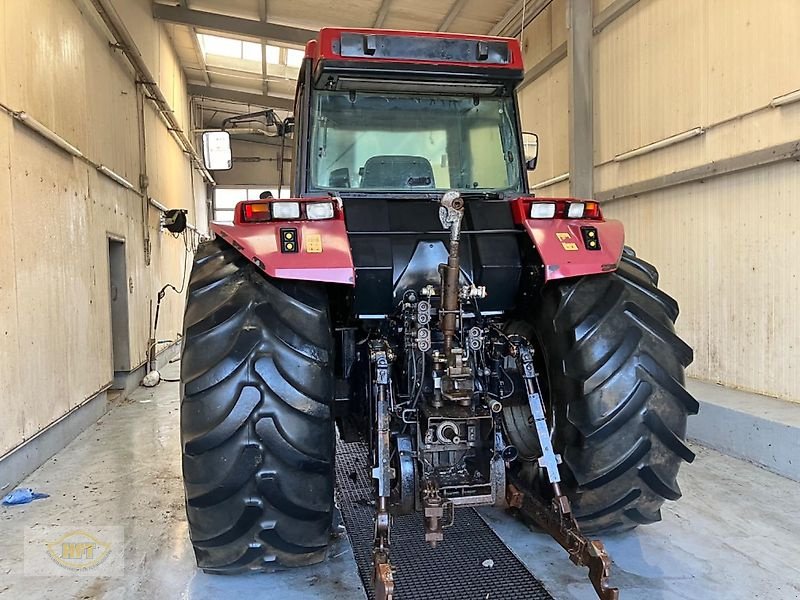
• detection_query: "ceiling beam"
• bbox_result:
[152,4,316,46]
[437,0,469,31]
[189,29,210,85]
[593,0,641,34]
[187,84,294,111]
[373,0,393,28]
[517,41,566,91]
[489,0,552,37]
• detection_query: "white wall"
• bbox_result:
[0,0,207,457]
[519,0,800,402]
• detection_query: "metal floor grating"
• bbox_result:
[335,439,554,600]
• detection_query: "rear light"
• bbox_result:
[526,200,602,220]
[567,202,585,218]
[531,203,556,219]
[582,201,601,219]
[271,202,301,220]
[237,199,339,224]
[306,201,335,220]
[242,202,270,222]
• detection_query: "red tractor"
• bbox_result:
[182,28,696,600]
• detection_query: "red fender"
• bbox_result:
[211,198,355,286]
[511,197,624,282]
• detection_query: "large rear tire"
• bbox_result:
[505,249,698,533]
[180,238,336,573]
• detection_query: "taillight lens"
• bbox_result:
[242,202,270,222]
[582,201,601,219]
[306,201,335,220]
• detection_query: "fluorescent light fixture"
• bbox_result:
[531,172,569,190]
[770,89,800,108]
[16,112,84,158]
[271,202,301,220]
[530,203,556,219]
[614,127,704,162]
[98,165,135,190]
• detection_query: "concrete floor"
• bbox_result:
[2,361,799,600]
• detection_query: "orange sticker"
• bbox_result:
[561,242,579,251]
[305,233,323,253]
[556,232,572,241]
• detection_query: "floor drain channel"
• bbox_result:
[335,439,555,600]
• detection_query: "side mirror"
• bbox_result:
[522,132,539,171]
[202,131,232,171]
[282,117,295,135]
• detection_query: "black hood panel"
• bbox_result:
[343,198,522,315]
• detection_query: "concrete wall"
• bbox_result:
[519,0,800,402]
[0,0,207,457]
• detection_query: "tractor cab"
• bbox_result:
[293,28,535,197]
[292,29,540,316]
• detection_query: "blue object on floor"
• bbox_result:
[2,488,50,505]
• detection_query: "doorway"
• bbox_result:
[108,237,131,384]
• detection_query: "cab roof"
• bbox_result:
[304,28,524,81]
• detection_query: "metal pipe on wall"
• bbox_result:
[88,0,214,185]
[136,85,152,265]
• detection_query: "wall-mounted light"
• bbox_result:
[16,112,84,158]
[770,89,800,108]
[614,127,705,162]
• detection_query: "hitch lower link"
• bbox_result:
[370,344,396,600]
[512,343,619,600]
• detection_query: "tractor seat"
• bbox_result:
[361,155,435,189]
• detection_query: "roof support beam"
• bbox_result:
[187,84,294,111]
[373,0,393,28]
[593,0,641,34]
[152,4,316,46]
[517,41,566,91]
[596,140,800,203]
[437,0,469,31]
[189,29,210,85]
[567,0,593,198]
[489,0,552,37]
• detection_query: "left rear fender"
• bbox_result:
[211,199,355,285]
